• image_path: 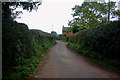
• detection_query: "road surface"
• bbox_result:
[28,41,119,78]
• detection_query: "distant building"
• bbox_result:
[62,26,73,36]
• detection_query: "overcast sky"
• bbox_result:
[15,0,119,34]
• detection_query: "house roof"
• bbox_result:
[62,27,69,32]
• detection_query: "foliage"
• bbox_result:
[68,2,116,33]
[66,27,73,32]
[51,31,59,39]
[3,19,32,79]
[2,1,56,79]
[68,21,120,69]
[2,2,41,19]
[59,34,69,42]
[113,10,120,20]
[84,21,120,59]
[68,18,81,33]
[2,19,55,79]
[30,29,55,49]
[114,10,120,16]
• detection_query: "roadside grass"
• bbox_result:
[7,40,55,80]
[67,21,120,73]
[67,42,120,73]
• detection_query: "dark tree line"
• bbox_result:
[2,1,45,79]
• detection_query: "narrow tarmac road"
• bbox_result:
[28,41,119,78]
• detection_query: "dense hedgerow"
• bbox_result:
[30,29,55,50]
[3,19,32,67]
[84,21,120,59]
[3,18,55,79]
[3,19,32,79]
[68,21,120,69]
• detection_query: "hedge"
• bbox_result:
[3,18,55,79]
[68,20,120,69]
[84,21,120,59]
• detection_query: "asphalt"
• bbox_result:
[28,41,120,78]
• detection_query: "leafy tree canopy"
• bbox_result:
[2,0,42,19]
[113,10,120,20]
[68,1,116,33]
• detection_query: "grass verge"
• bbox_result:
[67,42,120,74]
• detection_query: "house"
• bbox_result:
[62,26,73,36]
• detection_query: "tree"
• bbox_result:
[68,2,116,33]
[51,31,59,39]
[68,17,88,33]
[108,0,110,22]
[2,1,42,79]
[113,10,120,20]
[2,1,41,19]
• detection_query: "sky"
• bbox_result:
[15,0,120,34]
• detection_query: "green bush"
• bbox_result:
[3,19,33,73]
[3,19,55,79]
[84,21,120,59]
[68,21,120,69]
